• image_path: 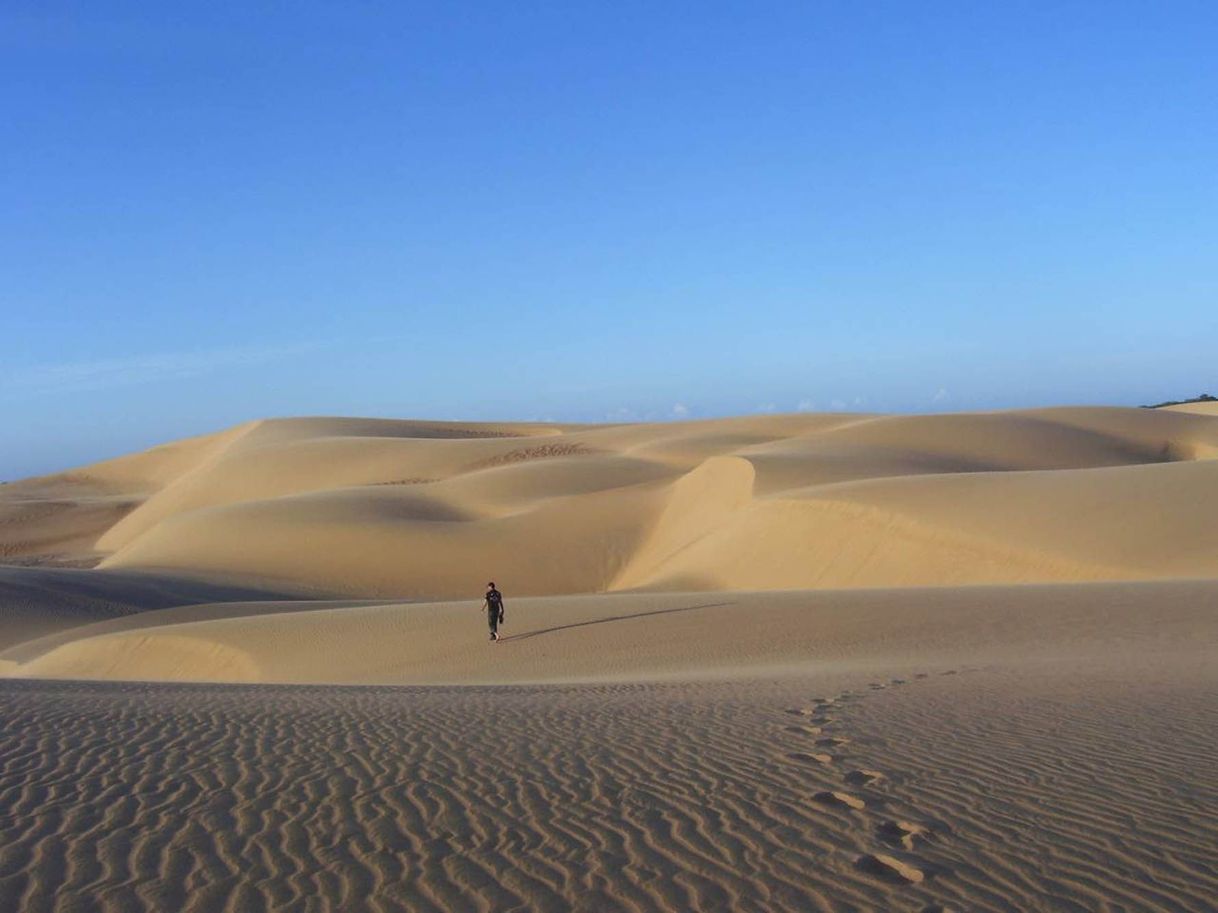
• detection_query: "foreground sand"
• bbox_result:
[1,659,1214,912]
[1,406,1216,910]
[0,579,1215,911]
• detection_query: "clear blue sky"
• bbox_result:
[3,2,1216,479]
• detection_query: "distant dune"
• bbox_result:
[5,407,1218,600]
[1162,399,1218,416]
[2,406,1216,912]
[4,403,1218,681]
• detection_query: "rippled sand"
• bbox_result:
[2,663,1214,913]
[3,406,1217,910]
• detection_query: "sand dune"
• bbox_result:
[1163,399,1218,417]
[6,578,1215,685]
[6,406,1213,598]
[2,405,1217,911]
[0,422,258,567]
[0,565,297,650]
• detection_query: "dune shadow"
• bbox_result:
[499,601,734,644]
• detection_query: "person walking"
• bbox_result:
[484,582,505,642]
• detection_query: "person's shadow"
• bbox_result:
[498,601,734,643]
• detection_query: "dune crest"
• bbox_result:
[1161,400,1218,416]
[26,632,260,682]
[612,455,756,590]
[3,406,1216,598]
[2,407,1216,913]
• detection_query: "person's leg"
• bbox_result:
[488,610,498,639]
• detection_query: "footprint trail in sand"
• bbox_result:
[780,672,958,907]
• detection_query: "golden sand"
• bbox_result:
[1,405,1215,911]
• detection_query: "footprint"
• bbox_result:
[890,678,906,686]
[876,819,930,850]
[783,725,822,735]
[854,853,928,884]
[784,708,817,716]
[844,769,886,786]
[914,673,929,680]
[788,752,834,765]
[940,670,958,676]
[812,697,835,705]
[869,682,887,691]
[815,736,849,747]
[813,791,865,810]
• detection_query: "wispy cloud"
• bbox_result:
[2,341,322,397]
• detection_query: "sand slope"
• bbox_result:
[3,407,1218,911]
[1162,399,1218,416]
[6,407,1215,598]
[0,422,256,567]
[4,578,1213,685]
[0,565,297,653]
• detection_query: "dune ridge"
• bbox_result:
[5,406,1216,601]
[1162,400,1218,416]
[2,406,1217,912]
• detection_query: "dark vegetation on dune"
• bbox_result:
[1143,393,1216,408]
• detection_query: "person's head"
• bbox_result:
[487,582,495,590]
